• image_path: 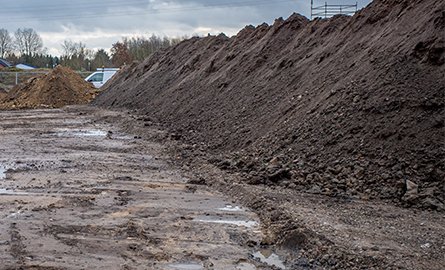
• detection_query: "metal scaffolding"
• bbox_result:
[311,1,358,19]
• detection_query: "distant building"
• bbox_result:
[0,59,12,69]
[16,63,36,70]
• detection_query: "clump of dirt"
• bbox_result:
[0,66,98,110]
[0,87,7,99]
[94,0,445,210]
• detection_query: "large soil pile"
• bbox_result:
[0,66,98,109]
[95,0,445,209]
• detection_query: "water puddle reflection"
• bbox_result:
[252,249,286,269]
[194,217,258,228]
[167,263,203,270]
[55,129,108,137]
[218,205,244,212]
[0,189,30,196]
[236,262,257,270]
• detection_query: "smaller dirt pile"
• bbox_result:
[0,66,98,110]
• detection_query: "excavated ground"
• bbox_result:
[0,106,443,269]
[91,107,445,270]
[0,107,280,270]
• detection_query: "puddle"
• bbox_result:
[7,210,23,218]
[236,262,257,270]
[0,189,30,196]
[112,134,135,140]
[194,217,258,228]
[56,129,108,137]
[167,263,203,270]
[252,250,286,269]
[54,129,135,140]
[218,205,244,212]
[0,189,13,194]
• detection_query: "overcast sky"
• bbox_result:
[2,0,372,56]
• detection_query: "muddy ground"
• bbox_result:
[0,106,444,270]
[0,107,279,270]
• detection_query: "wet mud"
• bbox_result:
[0,107,282,269]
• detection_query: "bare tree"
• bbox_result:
[14,28,43,56]
[61,40,93,70]
[0,29,13,58]
[61,40,87,58]
[61,40,75,57]
[122,34,185,61]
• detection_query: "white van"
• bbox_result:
[85,68,119,88]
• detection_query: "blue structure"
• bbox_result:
[0,58,12,68]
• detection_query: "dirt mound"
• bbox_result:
[94,0,445,209]
[0,66,98,109]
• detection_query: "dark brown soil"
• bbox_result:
[94,0,445,210]
[0,87,7,99]
[102,106,445,270]
[0,66,98,110]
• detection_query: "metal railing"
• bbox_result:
[0,71,48,87]
[311,1,358,19]
[0,71,92,91]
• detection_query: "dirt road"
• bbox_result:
[0,108,279,269]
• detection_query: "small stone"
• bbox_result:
[267,157,281,170]
[307,185,321,194]
[287,183,297,189]
[402,180,419,201]
[321,254,330,262]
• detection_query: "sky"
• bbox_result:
[1,0,372,56]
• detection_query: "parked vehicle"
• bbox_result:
[85,68,119,88]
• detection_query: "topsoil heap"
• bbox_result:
[0,66,97,110]
[95,0,445,209]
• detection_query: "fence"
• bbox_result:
[0,71,92,91]
[311,1,358,19]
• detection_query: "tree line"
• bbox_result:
[0,28,185,70]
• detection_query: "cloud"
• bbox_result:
[2,0,372,56]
